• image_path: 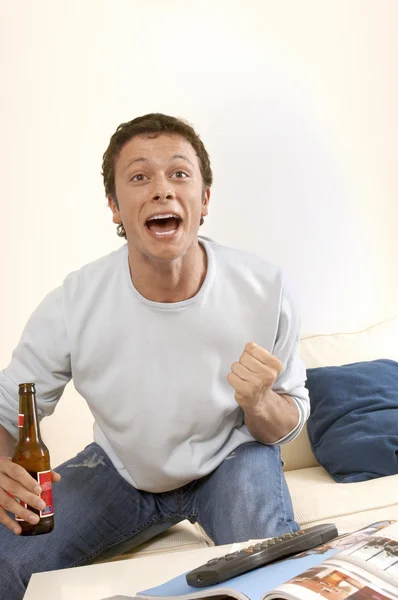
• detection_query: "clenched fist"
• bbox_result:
[227,342,283,410]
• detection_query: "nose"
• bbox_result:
[152,175,176,203]
[152,189,176,202]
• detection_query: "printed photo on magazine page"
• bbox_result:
[266,522,398,600]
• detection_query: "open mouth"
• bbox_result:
[145,213,182,237]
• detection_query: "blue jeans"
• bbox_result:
[0,441,298,600]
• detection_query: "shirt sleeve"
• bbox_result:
[268,273,309,445]
[0,286,72,439]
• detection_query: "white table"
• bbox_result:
[24,543,240,600]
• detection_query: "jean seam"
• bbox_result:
[175,490,181,513]
[72,514,163,567]
[278,454,295,534]
[191,512,215,543]
[72,510,196,567]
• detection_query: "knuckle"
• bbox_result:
[3,480,20,496]
[7,462,21,478]
[0,456,11,471]
[0,494,14,512]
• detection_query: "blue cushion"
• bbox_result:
[306,359,398,483]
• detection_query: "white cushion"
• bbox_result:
[286,467,398,534]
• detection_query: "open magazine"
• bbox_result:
[105,521,398,600]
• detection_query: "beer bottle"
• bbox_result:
[12,383,54,535]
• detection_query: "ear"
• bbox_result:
[108,196,122,225]
[201,187,211,218]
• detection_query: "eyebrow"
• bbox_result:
[122,153,194,173]
[170,153,194,166]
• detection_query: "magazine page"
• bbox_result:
[133,544,344,600]
[264,522,398,600]
[132,522,396,600]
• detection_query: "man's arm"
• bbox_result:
[0,286,72,441]
[243,388,300,444]
[227,275,309,445]
[0,286,70,533]
[228,342,302,443]
[0,424,15,457]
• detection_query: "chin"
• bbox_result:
[139,229,198,263]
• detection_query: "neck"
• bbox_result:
[128,240,207,303]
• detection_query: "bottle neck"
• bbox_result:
[18,393,42,444]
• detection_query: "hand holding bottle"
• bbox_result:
[0,456,60,535]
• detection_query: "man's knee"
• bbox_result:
[194,442,297,544]
[216,442,284,490]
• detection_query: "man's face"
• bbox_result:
[109,134,210,263]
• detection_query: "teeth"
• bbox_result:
[147,213,178,221]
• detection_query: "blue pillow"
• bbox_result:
[306,359,398,483]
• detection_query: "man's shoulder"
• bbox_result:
[202,236,282,281]
[62,244,127,290]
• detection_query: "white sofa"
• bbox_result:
[41,316,398,559]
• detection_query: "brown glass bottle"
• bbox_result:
[12,383,54,536]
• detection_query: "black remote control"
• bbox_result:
[186,523,338,587]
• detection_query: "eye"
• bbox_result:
[172,171,189,179]
[130,173,146,182]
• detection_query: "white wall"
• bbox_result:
[1,0,397,371]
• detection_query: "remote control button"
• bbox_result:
[185,523,338,588]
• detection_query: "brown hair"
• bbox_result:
[102,113,213,202]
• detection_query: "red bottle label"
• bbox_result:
[18,414,24,427]
[14,470,54,521]
[38,470,54,517]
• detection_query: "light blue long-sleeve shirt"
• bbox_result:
[0,237,309,492]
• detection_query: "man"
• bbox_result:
[0,113,309,599]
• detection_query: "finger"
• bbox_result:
[51,470,61,482]
[229,363,273,398]
[0,458,42,494]
[231,361,252,381]
[244,343,283,373]
[227,372,253,397]
[240,353,280,386]
[0,488,42,526]
[0,477,47,513]
[0,482,46,515]
[239,352,266,374]
[0,506,22,535]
